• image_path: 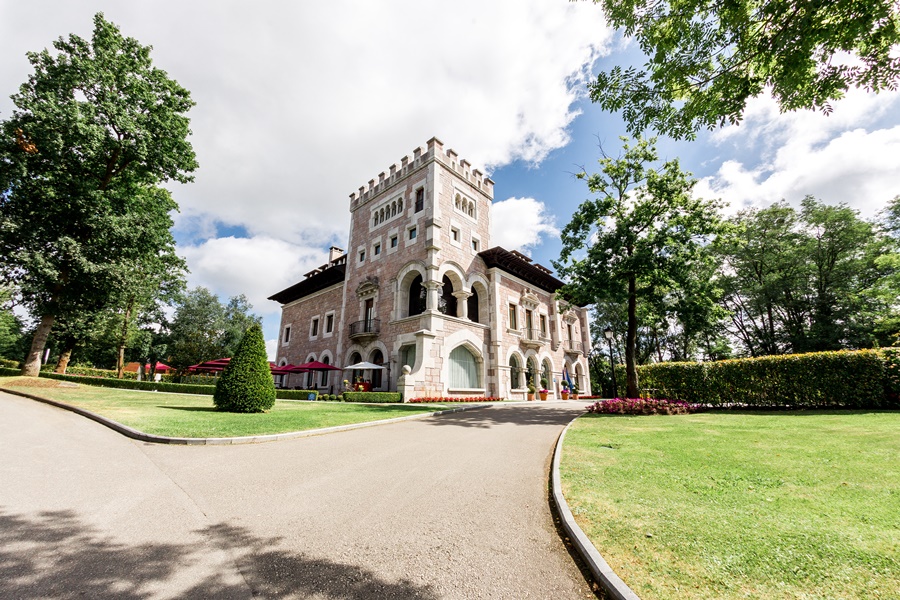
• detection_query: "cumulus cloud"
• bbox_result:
[698,89,900,217]
[490,197,560,254]
[178,236,328,320]
[0,1,611,248]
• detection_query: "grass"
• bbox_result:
[0,376,475,438]
[560,411,900,600]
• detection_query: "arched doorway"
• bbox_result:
[407,275,426,316]
[349,351,362,386]
[509,355,522,390]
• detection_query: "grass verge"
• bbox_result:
[0,376,475,438]
[560,411,899,599]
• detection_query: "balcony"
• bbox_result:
[563,339,584,355]
[349,318,380,340]
[520,328,547,349]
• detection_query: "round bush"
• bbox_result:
[213,323,276,412]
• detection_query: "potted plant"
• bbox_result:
[571,380,579,400]
[560,380,570,400]
[539,377,549,401]
[526,378,536,401]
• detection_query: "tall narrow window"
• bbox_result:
[509,355,521,389]
[311,318,319,337]
[320,356,330,387]
[439,275,457,316]
[325,314,334,333]
[540,315,547,335]
[409,227,417,240]
[408,274,426,316]
[467,289,479,323]
[508,304,517,329]
[283,326,291,343]
[415,188,424,212]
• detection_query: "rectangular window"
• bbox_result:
[508,304,517,329]
[311,318,319,337]
[409,227,417,240]
[451,228,460,242]
[415,188,424,212]
[325,314,334,333]
[540,315,547,335]
[283,326,291,343]
[390,235,398,248]
[471,239,479,251]
[359,250,365,262]
[374,243,381,256]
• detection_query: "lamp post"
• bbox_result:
[603,327,618,399]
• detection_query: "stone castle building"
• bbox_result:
[268,137,592,399]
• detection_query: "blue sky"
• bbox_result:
[2,1,899,359]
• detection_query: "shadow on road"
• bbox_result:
[426,403,589,429]
[0,509,438,599]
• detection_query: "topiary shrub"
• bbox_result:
[213,324,276,413]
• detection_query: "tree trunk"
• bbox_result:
[116,299,133,379]
[55,346,73,374]
[625,273,640,399]
[22,314,55,377]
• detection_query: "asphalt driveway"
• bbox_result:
[0,392,595,599]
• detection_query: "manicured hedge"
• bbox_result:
[628,349,892,408]
[343,391,402,403]
[275,389,319,401]
[38,372,218,394]
[40,365,140,380]
[0,367,20,377]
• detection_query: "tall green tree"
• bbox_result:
[590,0,900,138]
[555,137,725,397]
[0,13,197,376]
[165,287,262,374]
[718,197,900,355]
[213,323,276,413]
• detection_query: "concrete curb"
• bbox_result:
[0,387,493,445]
[551,415,641,600]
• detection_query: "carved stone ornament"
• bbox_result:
[520,289,540,311]
[356,276,380,298]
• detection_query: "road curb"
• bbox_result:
[0,387,493,445]
[551,415,641,600]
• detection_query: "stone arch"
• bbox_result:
[507,349,525,390]
[397,262,428,318]
[467,276,489,324]
[439,274,457,316]
[318,351,334,388]
[455,193,462,210]
[346,349,364,386]
[440,329,486,393]
[437,262,466,291]
[541,357,553,390]
[367,344,388,390]
[575,362,586,395]
[397,197,403,212]
[525,355,539,388]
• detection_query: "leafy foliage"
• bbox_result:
[555,137,725,397]
[0,13,197,375]
[591,0,900,138]
[631,349,890,408]
[213,324,275,413]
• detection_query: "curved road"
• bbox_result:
[0,391,596,599]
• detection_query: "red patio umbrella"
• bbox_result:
[294,360,341,371]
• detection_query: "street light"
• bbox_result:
[603,327,618,399]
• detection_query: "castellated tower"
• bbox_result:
[269,137,592,400]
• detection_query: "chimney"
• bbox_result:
[329,246,344,263]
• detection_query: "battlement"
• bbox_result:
[349,137,495,209]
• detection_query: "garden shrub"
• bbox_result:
[276,389,319,401]
[0,358,19,369]
[343,391,402,403]
[635,349,886,408]
[0,366,20,377]
[881,348,900,407]
[213,324,276,413]
[36,372,217,394]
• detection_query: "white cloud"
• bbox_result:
[0,1,611,248]
[697,89,900,217]
[490,197,559,253]
[265,339,277,362]
[178,236,328,320]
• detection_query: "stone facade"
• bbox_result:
[269,137,592,399]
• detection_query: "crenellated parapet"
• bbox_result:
[349,136,494,209]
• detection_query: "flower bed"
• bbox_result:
[408,396,502,403]
[585,397,701,415]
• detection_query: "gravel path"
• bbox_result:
[0,392,596,599]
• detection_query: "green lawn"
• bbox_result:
[560,411,900,600]
[0,377,472,438]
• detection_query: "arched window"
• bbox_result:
[575,363,585,394]
[407,274,426,317]
[380,208,385,223]
[467,288,479,323]
[455,194,461,210]
[320,355,330,387]
[373,214,378,226]
[509,355,521,389]
[398,198,403,212]
[391,202,397,217]
[369,349,384,389]
[449,346,479,388]
[438,275,457,316]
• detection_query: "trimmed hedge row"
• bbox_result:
[343,391,402,403]
[622,349,896,408]
[40,365,141,380]
[276,389,320,401]
[0,367,21,377]
[38,372,219,395]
